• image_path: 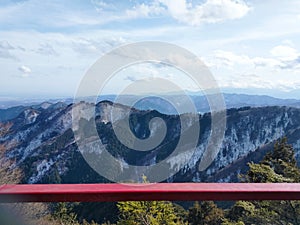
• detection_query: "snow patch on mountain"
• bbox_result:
[28,159,54,184]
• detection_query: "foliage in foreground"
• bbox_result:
[117,200,184,225]
[225,137,300,225]
[116,138,300,225]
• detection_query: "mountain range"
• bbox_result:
[1,94,300,185]
[1,93,300,121]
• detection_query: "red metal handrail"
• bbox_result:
[1,183,300,202]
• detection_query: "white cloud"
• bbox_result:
[276,80,300,91]
[0,40,14,50]
[124,0,250,26]
[91,0,116,12]
[1,1,300,98]
[218,73,275,89]
[35,43,58,56]
[210,47,300,71]
[125,75,138,82]
[159,0,187,17]
[214,50,251,66]
[0,40,16,59]
[159,0,251,25]
[71,38,99,55]
[282,40,295,47]
[18,65,31,77]
[252,57,283,68]
[71,36,127,55]
[270,45,299,61]
[0,0,251,32]
[126,1,165,18]
[123,63,161,82]
[217,73,300,91]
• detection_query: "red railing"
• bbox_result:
[1,183,300,202]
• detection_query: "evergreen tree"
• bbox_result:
[52,202,80,225]
[227,138,300,225]
[187,201,224,225]
[117,200,184,225]
[117,176,185,225]
[263,137,300,182]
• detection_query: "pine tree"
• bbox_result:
[117,176,185,225]
[187,201,225,225]
[263,137,300,182]
[117,200,184,225]
[52,202,80,225]
[227,138,300,225]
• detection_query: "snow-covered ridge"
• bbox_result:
[1,102,300,184]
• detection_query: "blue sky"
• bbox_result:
[0,0,300,99]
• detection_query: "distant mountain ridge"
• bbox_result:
[1,99,300,185]
[1,93,300,121]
